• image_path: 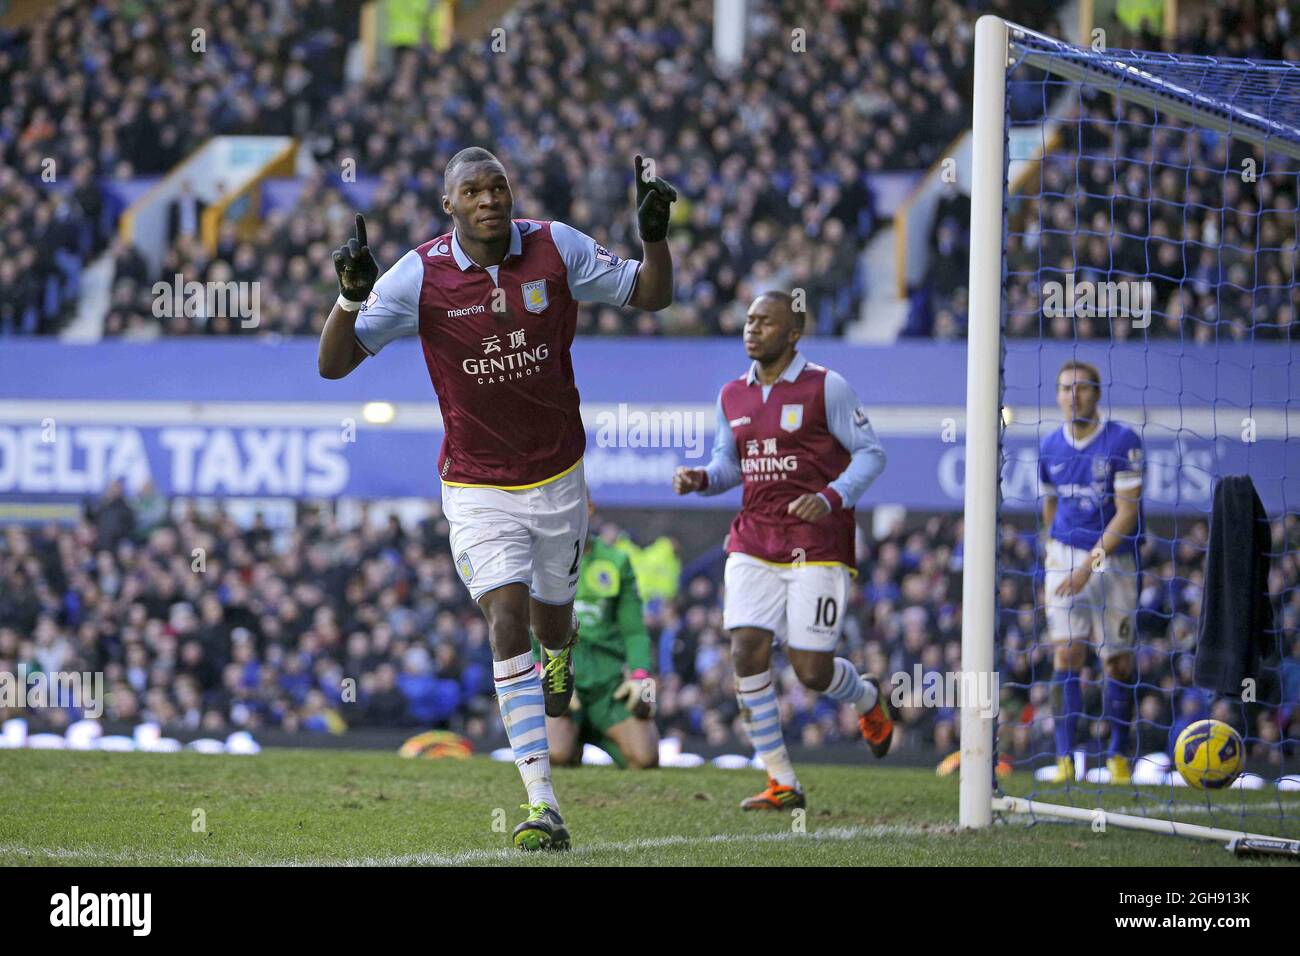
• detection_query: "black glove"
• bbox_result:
[332,213,379,303]
[634,154,677,243]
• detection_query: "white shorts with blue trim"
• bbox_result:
[722,552,850,652]
[442,461,588,605]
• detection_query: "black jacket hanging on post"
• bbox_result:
[1194,475,1275,695]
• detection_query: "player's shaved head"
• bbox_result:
[753,291,800,331]
[444,146,506,190]
[442,146,513,252]
[744,290,803,366]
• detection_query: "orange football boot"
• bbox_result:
[858,675,894,758]
[740,777,806,811]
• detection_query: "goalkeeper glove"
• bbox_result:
[613,668,656,720]
[633,155,677,243]
[332,213,379,306]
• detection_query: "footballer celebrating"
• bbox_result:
[673,291,890,811]
[319,148,676,849]
[1038,360,1144,785]
[533,497,659,770]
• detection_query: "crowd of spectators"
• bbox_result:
[3,485,1296,769]
[11,0,1295,344]
[7,0,1061,339]
[909,0,1300,342]
[0,0,362,334]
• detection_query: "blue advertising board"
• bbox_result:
[0,339,1295,514]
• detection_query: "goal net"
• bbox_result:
[961,16,1300,849]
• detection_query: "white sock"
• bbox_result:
[494,651,557,811]
[736,670,798,788]
[825,657,878,713]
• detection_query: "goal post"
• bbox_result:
[959,13,1009,831]
[960,16,1300,844]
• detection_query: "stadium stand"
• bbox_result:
[906,0,1300,340]
[0,0,363,334]
[6,0,1049,339]
[3,486,1296,764]
[1,0,1296,766]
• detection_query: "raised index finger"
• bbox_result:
[355,213,368,248]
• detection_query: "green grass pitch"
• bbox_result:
[1,749,1297,866]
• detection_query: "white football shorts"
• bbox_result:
[722,552,850,652]
[442,461,588,605]
[1043,537,1138,659]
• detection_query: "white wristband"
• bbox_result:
[337,293,364,312]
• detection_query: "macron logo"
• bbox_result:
[50,886,151,936]
[448,304,486,318]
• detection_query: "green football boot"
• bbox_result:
[513,803,571,852]
[541,630,577,718]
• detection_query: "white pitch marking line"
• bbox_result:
[305,823,959,867]
[0,823,958,867]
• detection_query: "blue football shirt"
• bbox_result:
[1038,418,1145,564]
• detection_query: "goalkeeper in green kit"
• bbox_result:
[531,499,660,769]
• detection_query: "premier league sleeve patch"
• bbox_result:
[594,244,620,265]
[853,405,871,428]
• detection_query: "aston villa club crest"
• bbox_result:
[522,279,548,313]
[780,404,804,432]
[456,551,474,582]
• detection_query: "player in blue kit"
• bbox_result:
[1038,361,1145,785]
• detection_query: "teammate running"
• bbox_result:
[673,291,890,811]
[319,148,676,849]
